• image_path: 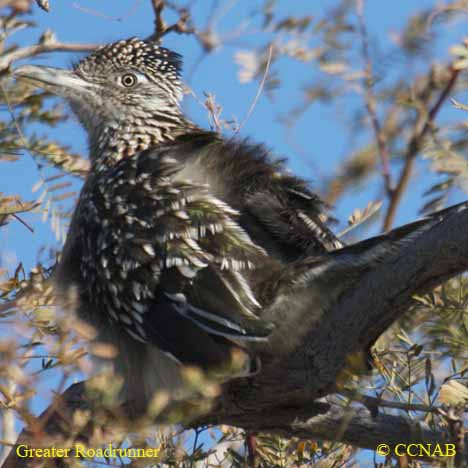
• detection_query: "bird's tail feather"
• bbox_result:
[329,200,468,269]
[258,201,468,356]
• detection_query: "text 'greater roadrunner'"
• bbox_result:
[14,37,468,415]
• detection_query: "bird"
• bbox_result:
[14,37,467,416]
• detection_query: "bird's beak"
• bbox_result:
[14,65,93,97]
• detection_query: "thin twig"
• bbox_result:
[12,213,34,233]
[342,390,444,414]
[72,0,143,22]
[0,383,16,466]
[203,92,224,132]
[356,0,392,196]
[236,45,273,133]
[0,299,17,314]
[426,4,468,35]
[190,427,202,468]
[382,65,460,231]
[35,0,50,12]
[0,82,47,177]
[0,41,97,74]
[149,0,195,43]
[152,0,165,41]
[246,432,257,468]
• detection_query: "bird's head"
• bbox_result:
[15,37,192,160]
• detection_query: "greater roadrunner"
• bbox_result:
[14,37,467,415]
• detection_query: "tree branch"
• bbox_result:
[34,0,49,12]
[3,205,468,465]
[0,37,97,74]
[284,404,463,463]
[197,401,464,463]
[3,389,465,466]
[356,0,392,197]
[148,0,195,44]
[2,382,87,468]
[382,66,460,230]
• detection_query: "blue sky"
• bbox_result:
[0,1,467,465]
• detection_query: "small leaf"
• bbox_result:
[319,61,348,75]
[450,45,468,57]
[31,179,44,193]
[423,179,453,197]
[419,195,446,215]
[451,97,468,111]
[453,58,468,70]
[339,201,382,237]
[439,380,468,406]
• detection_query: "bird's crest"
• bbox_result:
[75,37,182,83]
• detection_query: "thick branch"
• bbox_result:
[203,402,463,463]
[3,205,468,465]
[204,204,468,416]
[288,405,464,463]
[4,387,463,466]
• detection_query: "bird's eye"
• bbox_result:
[120,73,138,88]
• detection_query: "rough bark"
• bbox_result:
[3,205,468,467]
[204,203,468,415]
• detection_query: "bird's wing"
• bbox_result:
[245,180,343,257]
[163,133,343,259]
[79,148,272,371]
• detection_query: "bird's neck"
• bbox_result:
[88,108,198,170]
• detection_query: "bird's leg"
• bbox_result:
[246,431,257,468]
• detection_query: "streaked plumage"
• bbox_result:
[14,37,467,415]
